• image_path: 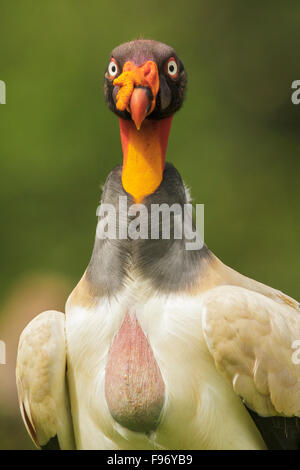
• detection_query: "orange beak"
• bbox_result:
[113,61,160,130]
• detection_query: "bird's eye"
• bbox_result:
[108,58,119,79]
[166,58,178,78]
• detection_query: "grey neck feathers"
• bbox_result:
[86,163,212,296]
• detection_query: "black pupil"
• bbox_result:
[169,64,175,73]
[111,65,116,73]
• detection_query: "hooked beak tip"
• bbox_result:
[129,87,151,130]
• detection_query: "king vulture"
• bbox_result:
[16,39,300,450]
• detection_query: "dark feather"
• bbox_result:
[247,406,300,450]
[41,435,60,451]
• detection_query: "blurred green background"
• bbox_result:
[0,0,299,449]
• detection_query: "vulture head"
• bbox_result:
[104,39,187,129]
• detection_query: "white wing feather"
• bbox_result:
[201,285,300,417]
[16,310,75,449]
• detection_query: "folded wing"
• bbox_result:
[201,285,300,417]
[16,310,75,449]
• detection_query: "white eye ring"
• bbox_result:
[108,60,118,78]
[167,59,178,77]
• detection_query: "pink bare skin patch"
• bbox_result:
[105,313,165,433]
